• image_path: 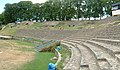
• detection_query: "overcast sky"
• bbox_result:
[0,0,48,14]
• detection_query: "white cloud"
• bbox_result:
[23,0,48,4]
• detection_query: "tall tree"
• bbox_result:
[0,13,5,24]
[3,0,119,24]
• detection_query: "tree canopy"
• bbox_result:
[0,0,119,24]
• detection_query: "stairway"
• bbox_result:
[61,42,81,70]
[62,37,120,70]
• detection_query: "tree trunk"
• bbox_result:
[89,17,90,20]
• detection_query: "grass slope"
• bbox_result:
[0,22,44,35]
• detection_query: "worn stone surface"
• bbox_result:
[62,25,120,70]
[62,42,81,70]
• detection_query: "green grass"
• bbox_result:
[49,25,79,30]
[19,52,56,70]
[16,22,44,29]
[0,25,18,35]
[0,23,44,35]
[29,22,44,28]
[13,40,36,52]
[16,42,70,70]
[14,39,56,70]
[0,21,109,36]
[49,23,105,30]
[15,40,37,47]
[14,40,45,52]
[22,22,44,29]
[1,20,119,36]
[57,45,70,70]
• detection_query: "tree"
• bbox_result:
[0,13,5,24]
[3,0,119,24]
[17,1,33,21]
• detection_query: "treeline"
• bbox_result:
[0,0,119,24]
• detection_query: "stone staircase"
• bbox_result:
[61,25,120,70]
[61,42,81,70]
[62,38,120,70]
[15,29,78,40]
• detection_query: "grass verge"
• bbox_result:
[57,45,70,70]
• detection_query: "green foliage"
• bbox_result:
[2,0,120,24]
[40,41,60,52]
[0,13,5,24]
[4,1,33,23]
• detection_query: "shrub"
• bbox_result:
[39,41,60,52]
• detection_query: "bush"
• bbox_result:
[40,41,60,52]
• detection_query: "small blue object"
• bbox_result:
[57,46,61,51]
[48,63,56,70]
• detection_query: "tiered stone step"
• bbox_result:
[87,40,120,60]
[94,26,120,40]
[96,36,120,40]
[44,30,78,40]
[61,42,81,70]
[16,29,78,40]
[64,36,91,41]
[64,28,101,40]
[63,40,101,70]
[67,40,111,70]
[92,38,120,46]
[97,58,111,70]
[89,39,120,53]
[67,39,120,70]
[86,40,120,70]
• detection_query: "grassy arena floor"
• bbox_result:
[0,39,57,70]
[0,39,70,70]
[15,40,56,70]
[18,43,70,70]
[19,52,56,70]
